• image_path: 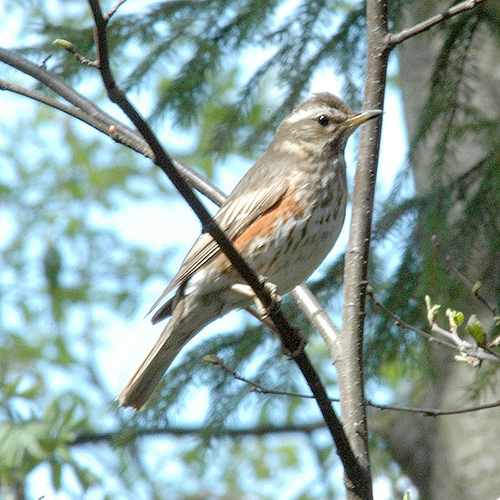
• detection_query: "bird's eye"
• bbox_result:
[317,115,329,126]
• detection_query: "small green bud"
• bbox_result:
[53,39,75,51]
[425,295,441,324]
[466,314,484,345]
[446,308,464,328]
[203,354,222,365]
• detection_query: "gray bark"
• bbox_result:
[381,2,500,499]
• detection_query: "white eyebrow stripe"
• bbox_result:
[283,106,328,124]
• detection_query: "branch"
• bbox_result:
[387,0,487,48]
[73,393,500,446]
[335,1,389,498]
[53,39,99,67]
[72,422,327,445]
[87,0,363,483]
[0,49,227,204]
[369,290,455,349]
[104,0,128,22]
[212,356,500,416]
[428,317,500,363]
[291,285,340,354]
[206,354,336,401]
[73,359,500,450]
[369,290,500,363]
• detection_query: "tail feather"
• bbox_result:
[118,297,222,410]
[151,296,174,324]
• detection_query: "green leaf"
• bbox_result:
[466,314,484,345]
[446,308,464,328]
[425,295,441,324]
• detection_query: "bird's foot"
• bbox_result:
[231,279,281,319]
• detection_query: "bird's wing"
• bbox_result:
[148,182,288,317]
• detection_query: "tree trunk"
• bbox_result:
[383,2,500,498]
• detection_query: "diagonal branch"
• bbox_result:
[87,0,363,484]
[0,48,338,343]
[0,72,226,204]
[387,0,487,49]
[87,0,300,350]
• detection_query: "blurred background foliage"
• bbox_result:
[1,0,499,498]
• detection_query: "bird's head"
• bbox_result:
[274,92,382,156]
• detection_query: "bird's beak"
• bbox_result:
[345,109,383,128]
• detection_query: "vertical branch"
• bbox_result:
[335,0,389,498]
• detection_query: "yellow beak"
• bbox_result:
[345,109,382,128]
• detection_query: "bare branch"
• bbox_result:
[0,47,105,116]
[212,356,500,417]
[0,78,226,205]
[336,1,389,497]
[387,0,487,48]
[72,393,500,445]
[369,290,500,363]
[104,0,128,22]
[207,355,320,400]
[72,422,327,445]
[291,285,340,354]
[371,399,500,416]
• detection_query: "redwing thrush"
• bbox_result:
[119,92,381,409]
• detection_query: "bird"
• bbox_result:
[118,92,381,410]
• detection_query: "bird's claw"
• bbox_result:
[231,279,281,319]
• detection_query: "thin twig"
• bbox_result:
[213,356,500,417]
[371,292,455,349]
[370,399,500,416]
[87,0,363,483]
[387,0,487,48]
[369,290,500,363]
[207,355,316,399]
[72,422,328,445]
[104,0,128,22]
[0,47,104,115]
[431,234,498,316]
[53,39,99,67]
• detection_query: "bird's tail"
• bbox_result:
[117,296,223,410]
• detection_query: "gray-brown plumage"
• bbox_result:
[118,93,381,410]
